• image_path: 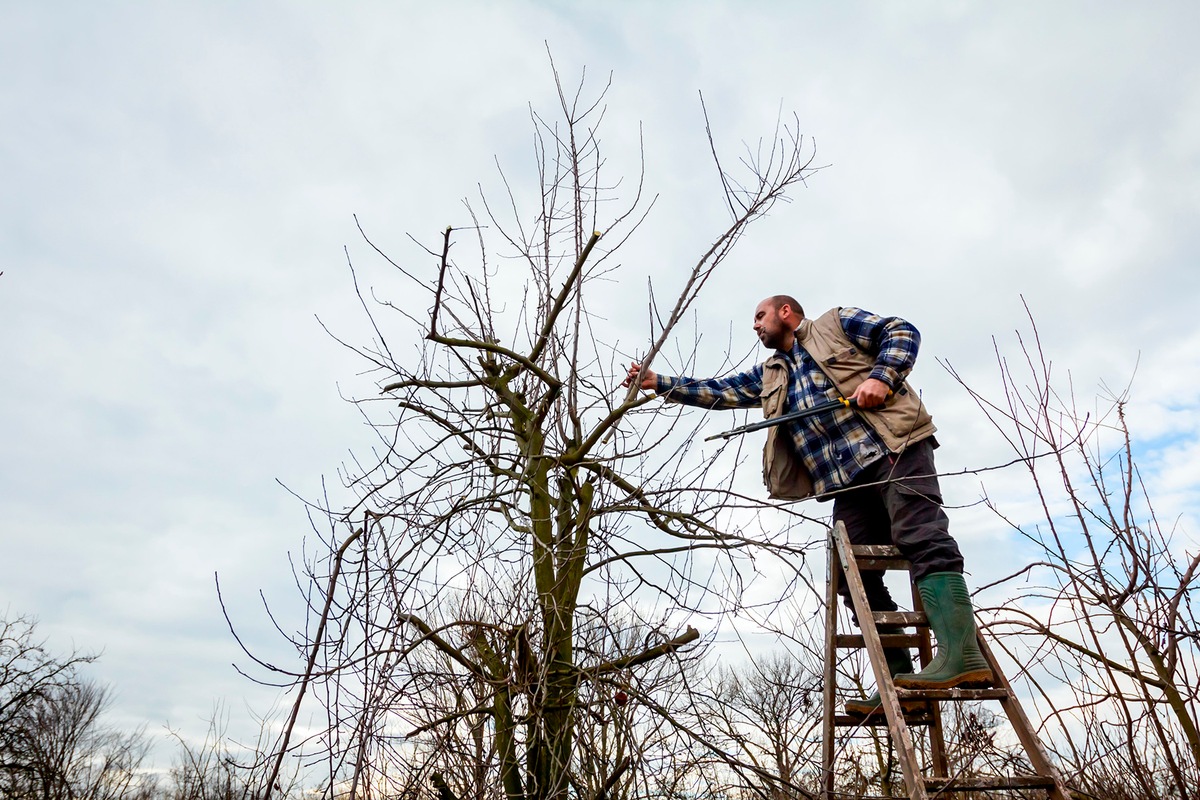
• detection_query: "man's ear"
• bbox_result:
[783,304,803,327]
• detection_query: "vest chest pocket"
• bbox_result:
[822,346,860,366]
[761,381,786,418]
[819,345,868,387]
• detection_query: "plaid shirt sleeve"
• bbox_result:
[654,364,765,410]
[838,307,921,389]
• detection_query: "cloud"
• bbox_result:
[2,0,1198,768]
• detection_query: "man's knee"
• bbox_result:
[882,445,964,578]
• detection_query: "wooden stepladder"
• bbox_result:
[820,522,1071,799]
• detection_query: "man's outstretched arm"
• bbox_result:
[623,361,765,410]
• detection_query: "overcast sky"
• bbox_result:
[3,0,1198,766]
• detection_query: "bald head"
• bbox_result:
[753,295,804,351]
[766,295,804,318]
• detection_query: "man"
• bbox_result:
[623,296,992,717]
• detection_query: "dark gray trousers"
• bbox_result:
[832,438,964,622]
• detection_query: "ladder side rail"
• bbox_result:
[975,632,1072,800]
[832,521,929,800]
[821,529,840,800]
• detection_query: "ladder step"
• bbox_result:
[897,687,1011,701]
[872,611,926,626]
[856,557,912,571]
[849,545,911,571]
[850,545,903,557]
[834,712,934,727]
[924,774,1057,792]
[836,633,922,649]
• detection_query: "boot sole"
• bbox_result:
[893,668,994,690]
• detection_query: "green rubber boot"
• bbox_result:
[894,572,993,690]
[844,626,916,717]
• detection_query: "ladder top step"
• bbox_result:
[873,610,927,626]
[854,557,912,571]
[850,544,903,558]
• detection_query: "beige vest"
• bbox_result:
[762,307,937,500]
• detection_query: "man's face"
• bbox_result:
[753,299,794,350]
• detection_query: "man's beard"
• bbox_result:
[760,329,787,350]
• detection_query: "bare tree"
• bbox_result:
[227,63,823,800]
[1,678,153,800]
[1,614,146,800]
[946,304,1200,799]
[1,615,94,761]
[698,650,823,799]
[164,704,303,800]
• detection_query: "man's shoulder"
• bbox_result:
[806,307,849,326]
[805,307,852,336]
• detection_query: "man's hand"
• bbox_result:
[622,361,657,391]
[850,377,891,409]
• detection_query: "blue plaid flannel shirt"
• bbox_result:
[656,307,922,496]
